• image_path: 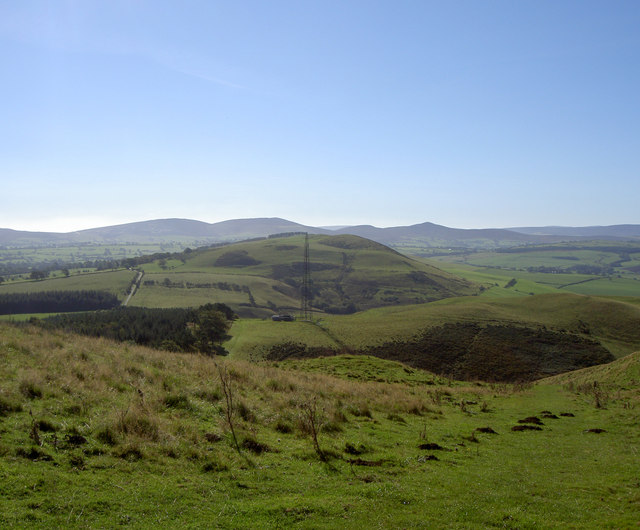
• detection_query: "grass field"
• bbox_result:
[427,241,640,299]
[0,313,73,322]
[132,271,300,315]
[0,270,137,300]
[457,249,629,269]
[560,276,640,296]
[225,320,339,359]
[0,242,195,268]
[1,236,638,526]
[426,258,640,299]
[0,322,638,528]
[433,241,640,270]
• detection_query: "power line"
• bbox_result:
[300,233,311,321]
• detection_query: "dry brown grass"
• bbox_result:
[0,322,489,457]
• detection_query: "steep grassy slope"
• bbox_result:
[0,323,638,528]
[543,350,640,389]
[134,234,478,316]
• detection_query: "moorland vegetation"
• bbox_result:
[263,322,614,382]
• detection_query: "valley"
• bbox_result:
[1,220,639,527]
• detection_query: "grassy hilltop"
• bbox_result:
[132,234,478,317]
[0,322,638,528]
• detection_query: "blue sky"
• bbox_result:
[1,1,639,232]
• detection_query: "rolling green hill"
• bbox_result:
[238,292,638,382]
[227,293,640,362]
[133,234,478,317]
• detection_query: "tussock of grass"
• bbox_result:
[0,395,22,416]
[19,378,43,399]
[162,393,192,410]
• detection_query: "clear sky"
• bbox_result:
[1,1,639,232]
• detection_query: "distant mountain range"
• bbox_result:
[1,218,639,250]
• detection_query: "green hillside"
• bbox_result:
[133,234,478,317]
[227,292,640,360]
[543,350,640,389]
[0,322,638,527]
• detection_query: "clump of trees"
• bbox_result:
[0,290,120,315]
[41,303,236,355]
[214,250,261,267]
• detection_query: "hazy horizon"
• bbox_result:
[2,215,640,235]
[2,1,639,233]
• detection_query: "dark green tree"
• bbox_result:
[29,270,48,281]
[194,308,231,355]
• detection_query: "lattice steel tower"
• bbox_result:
[300,233,311,321]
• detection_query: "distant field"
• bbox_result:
[560,276,640,296]
[425,252,640,298]
[133,271,299,314]
[459,249,627,269]
[419,260,587,289]
[0,243,186,267]
[431,241,640,270]
[0,312,66,321]
[0,270,136,300]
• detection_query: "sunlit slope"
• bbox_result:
[542,350,640,389]
[224,319,340,360]
[228,293,640,358]
[135,234,477,316]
